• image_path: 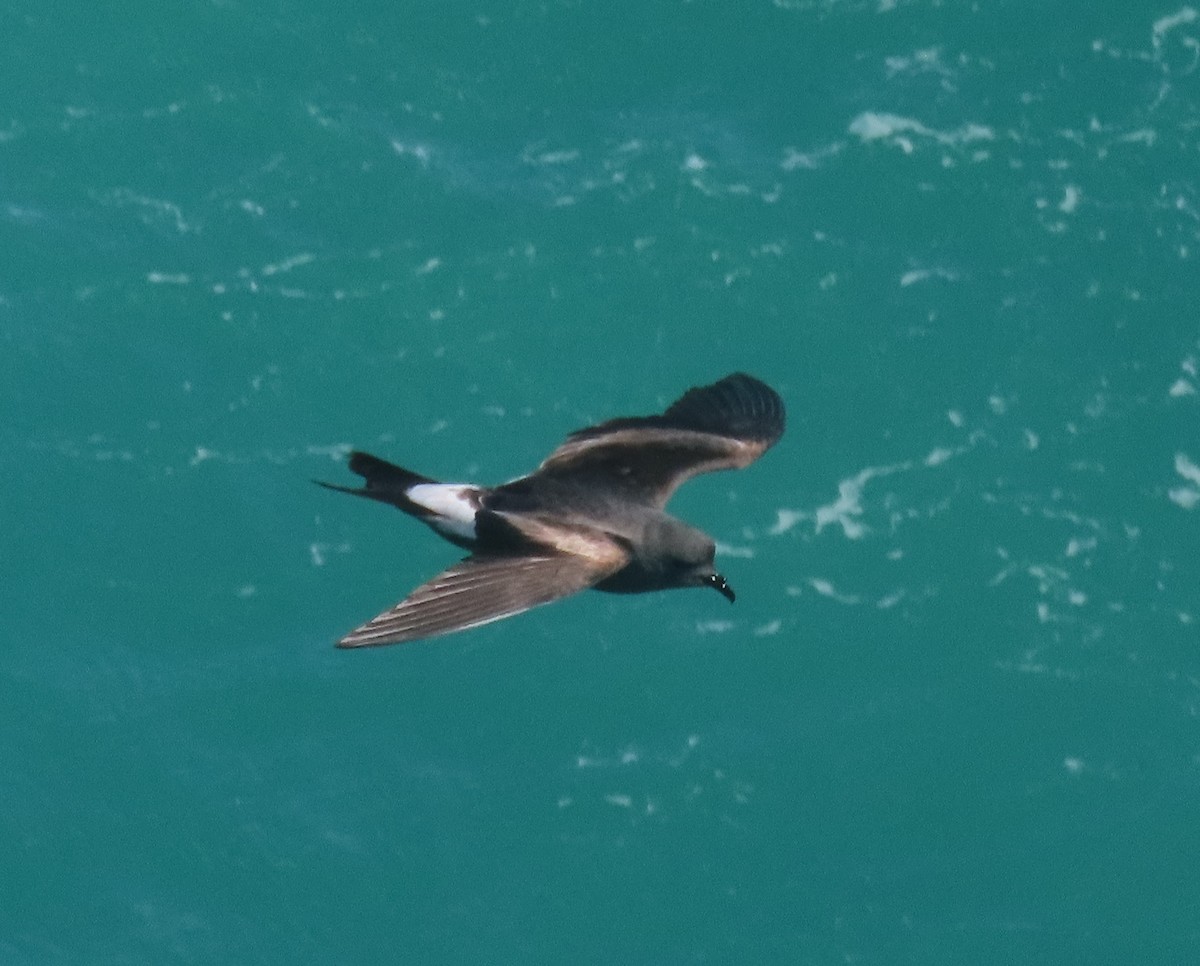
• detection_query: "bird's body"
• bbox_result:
[318,372,785,647]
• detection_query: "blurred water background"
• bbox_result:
[3,1,1199,963]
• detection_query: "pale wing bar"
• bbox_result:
[531,374,785,506]
[337,552,620,647]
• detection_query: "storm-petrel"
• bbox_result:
[317,372,785,647]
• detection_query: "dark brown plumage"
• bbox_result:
[317,373,784,647]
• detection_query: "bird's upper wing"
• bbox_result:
[336,538,627,648]
[527,372,785,508]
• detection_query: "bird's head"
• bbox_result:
[646,519,737,603]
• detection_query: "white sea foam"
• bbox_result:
[848,112,994,151]
[814,462,912,539]
[769,508,807,536]
[1059,184,1082,213]
[807,578,861,605]
[1169,452,1200,508]
[715,541,755,559]
[1176,452,1200,485]
[261,252,314,276]
[147,271,190,285]
[1152,6,1198,45]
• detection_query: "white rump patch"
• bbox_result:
[407,483,479,539]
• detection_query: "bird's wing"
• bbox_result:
[527,373,785,508]
[335,540,627,648]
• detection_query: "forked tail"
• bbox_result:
[314,450,437,513]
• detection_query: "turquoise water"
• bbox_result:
[4,1,1199,962]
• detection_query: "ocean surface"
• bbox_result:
[3,1,1199,963]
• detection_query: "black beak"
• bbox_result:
[706,572,736,603]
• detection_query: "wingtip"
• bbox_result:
[661,372,785,447]
[335,632,387,649]
[335,624,405,647]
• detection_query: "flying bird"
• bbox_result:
[317,372,784,647]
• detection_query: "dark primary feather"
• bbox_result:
[524,373,785,507]
[562,372,784,447]
[337,551,623,647]
[661,372,785,443]
[320,373,785,647]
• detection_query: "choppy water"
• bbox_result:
[3,2,1199,963]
